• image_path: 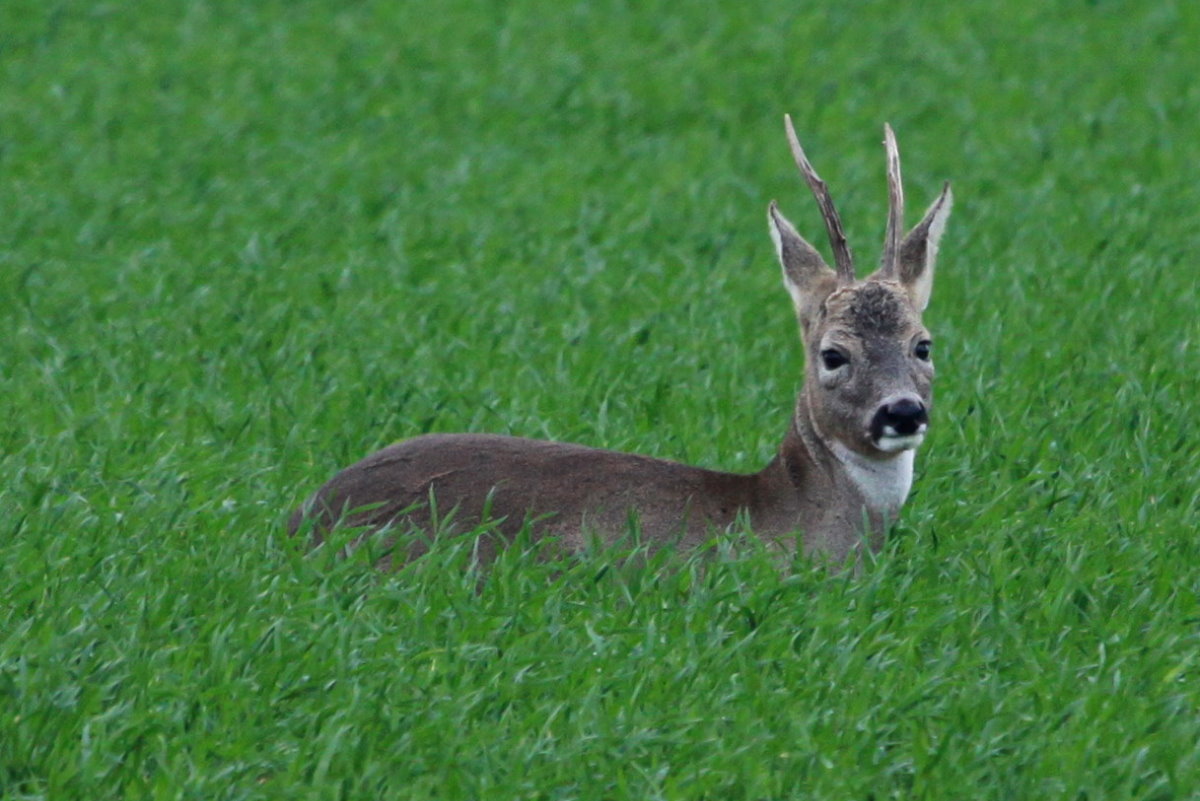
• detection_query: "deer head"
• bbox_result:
[768,116,953,461]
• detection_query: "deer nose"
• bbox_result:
[873,398,928,438]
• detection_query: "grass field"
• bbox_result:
[4,0,1200,798]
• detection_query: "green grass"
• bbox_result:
[3,0,1200,798]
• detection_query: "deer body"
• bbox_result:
[290,422,883,564]
[290,117,953,566]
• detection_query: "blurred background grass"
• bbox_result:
[2,0,1199,798]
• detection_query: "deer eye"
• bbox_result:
[820,349,849,370]
[914,340,932,361]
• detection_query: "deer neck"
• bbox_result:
[778,388,914,518]
[827,441,914,517]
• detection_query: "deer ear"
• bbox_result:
[769,202,837,330]
[898,183,952,312]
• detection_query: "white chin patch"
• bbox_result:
[875,431,926,453]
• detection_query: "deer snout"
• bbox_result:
[870,397,929,452]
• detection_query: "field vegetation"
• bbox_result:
[3,0,1199,798]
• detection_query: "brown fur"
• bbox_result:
[289,121,953,568]
[838,281,910,337]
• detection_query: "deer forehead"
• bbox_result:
[819,281,923,341]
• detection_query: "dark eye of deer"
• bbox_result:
[914,340,932,361]
[820,349,848,370]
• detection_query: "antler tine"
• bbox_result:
[783,114,855,285]
[880,123,904,279]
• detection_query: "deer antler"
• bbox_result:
[784,114,855,285]
[880,123,904,279]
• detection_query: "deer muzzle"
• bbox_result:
[870,396,929,452]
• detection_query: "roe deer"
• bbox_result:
[289,115,953,566]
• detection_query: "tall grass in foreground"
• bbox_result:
[3,0,1200,798]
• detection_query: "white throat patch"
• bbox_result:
[831,443,915,515]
